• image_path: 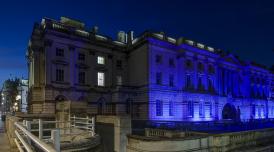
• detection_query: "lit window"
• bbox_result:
[78,72,85,84]
[56,48,64,57]
[56,69,64,82]
[156,100,163,116]
[117,75,122,85]
[97,72,105,86]
[97,56,105,64]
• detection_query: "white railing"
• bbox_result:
[14,115,95,152]
[70,115,95,136]
[14,122,58,152]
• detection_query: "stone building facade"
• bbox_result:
[27,17,274,121]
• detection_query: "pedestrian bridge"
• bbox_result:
[5,114,100,152]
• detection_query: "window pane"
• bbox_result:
[117,76,122,85]
[98,72,105,86]
[56,48,64,57]
[156,100,163,116]
[78,53,85,61]
[97,56,105,64]
[169,101,174,116]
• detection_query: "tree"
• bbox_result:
[2,78,20,112]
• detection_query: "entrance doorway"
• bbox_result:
[222,103,237,120]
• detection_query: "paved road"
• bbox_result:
[0,119,10,151]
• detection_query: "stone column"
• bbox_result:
[96,115,131,152]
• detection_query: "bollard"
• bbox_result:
[39,119,43,139]
[51,129,60,152]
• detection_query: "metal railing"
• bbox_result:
[14,115,95,152]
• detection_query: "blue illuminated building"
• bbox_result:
[27,17,274,123]
[146,37,273,122]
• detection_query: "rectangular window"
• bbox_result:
[209,102,212,116]
[156,72,162,85]
[169,101,174,116]
[97,56,105,64]
[169,74,174,87]
[116,60,122,68]
[156,55,162,64]
[208,78,213,91]
[156,100,163,116]
[56,69,64,82]
[186,75,192,89]
[117,75,122,85]
[78,72,85,84]
[198,77,203,90]
[199,103,203,117]
[56,48,64,57]
[251,104,256,117]
[188,101,194,117]
[78,53,85,61]
[169,58,175,67]
[97,72,105,86]
[186,59,192,68]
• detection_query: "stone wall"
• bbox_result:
[127,128,274,152]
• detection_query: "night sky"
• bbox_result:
[0,0,273,85]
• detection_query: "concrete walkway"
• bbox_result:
[0,119,11,151]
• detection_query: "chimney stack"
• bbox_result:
[117,31,127,43]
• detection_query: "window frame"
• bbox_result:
[97,72,105,86]
[97,56,105,65]
[156,100,163,116]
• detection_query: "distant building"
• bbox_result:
[27,17,274,121]
[17,79,28,112]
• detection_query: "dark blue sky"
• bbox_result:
[0,0,273,85]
